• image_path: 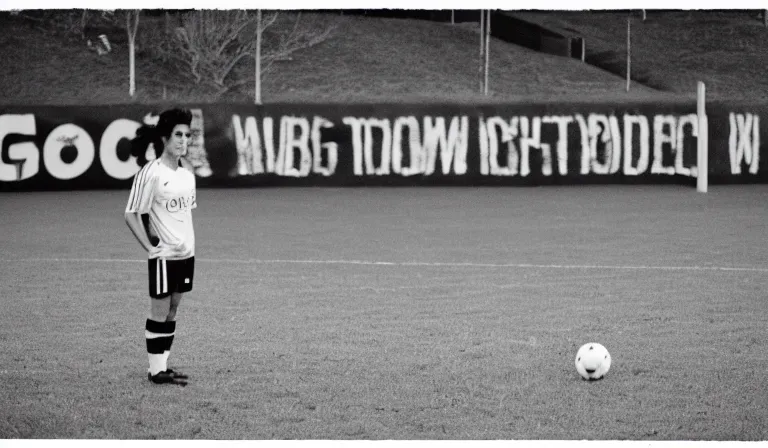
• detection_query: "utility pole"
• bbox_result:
[255,9,262,105]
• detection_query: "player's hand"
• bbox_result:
[148,242,164,258]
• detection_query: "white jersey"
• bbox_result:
[125,159,197,260]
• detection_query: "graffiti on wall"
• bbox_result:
[729,112,760,175]
[0,110,212,183]
[229,110,762,179]
[0,106,763,188]
[230,112,710,178]
[231,114,470,177]
[478,113,702,177]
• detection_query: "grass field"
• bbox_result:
[1,7,768,442]
[1,186,768,440]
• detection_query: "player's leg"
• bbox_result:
[167,291,183,321]
[162,291,186,378]
[145,258,185,385]
[146,296,186,385]
[146,296,172,376]
[163,257,194,378]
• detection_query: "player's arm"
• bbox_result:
[125,164,158,253]
[125,212,155,252]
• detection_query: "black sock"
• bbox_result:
[145,319,168,375]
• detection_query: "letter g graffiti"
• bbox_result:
[0,114,40,181]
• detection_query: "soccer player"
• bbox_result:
[124,108,197,386]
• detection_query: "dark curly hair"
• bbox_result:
[130,108,193,167]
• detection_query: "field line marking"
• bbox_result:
[3,257,768,272]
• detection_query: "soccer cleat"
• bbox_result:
[166,368,189,379]
[148,370,188,386]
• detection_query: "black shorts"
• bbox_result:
[148,257,195,299]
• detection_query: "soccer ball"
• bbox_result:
[575,343,611,380]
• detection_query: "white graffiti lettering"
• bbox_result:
[651,115,676,175]
[484,116,517,176]
[233,115,264,175]
[1,111,210,182]
[541,116,572,176]
[480,116,557,177]
[623,115,650,176]
[575,114,590,175]
[729,113,760,175]
[676,114,698,177]
[392,116,422,176]
[311,116,338,176]
[344,115,469,176]
[186,110,212,178]
[423,116,469,175]
[481,112,700,177]
[282,116,312,177]
[0,114,39,181]
[366,118,391,175]
[585,114,621,175]
[233,115,336,177]
[100,118,141,180]
[43,123,95,180]
[520,116,553,177]
[0,109,759,184]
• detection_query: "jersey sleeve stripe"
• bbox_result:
[132,169,147,210]
[127,161,157,212]
[136,162,156,205]
[126,171,142,209]
[127,163,149,210]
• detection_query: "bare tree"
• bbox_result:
[158,10,336,97]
